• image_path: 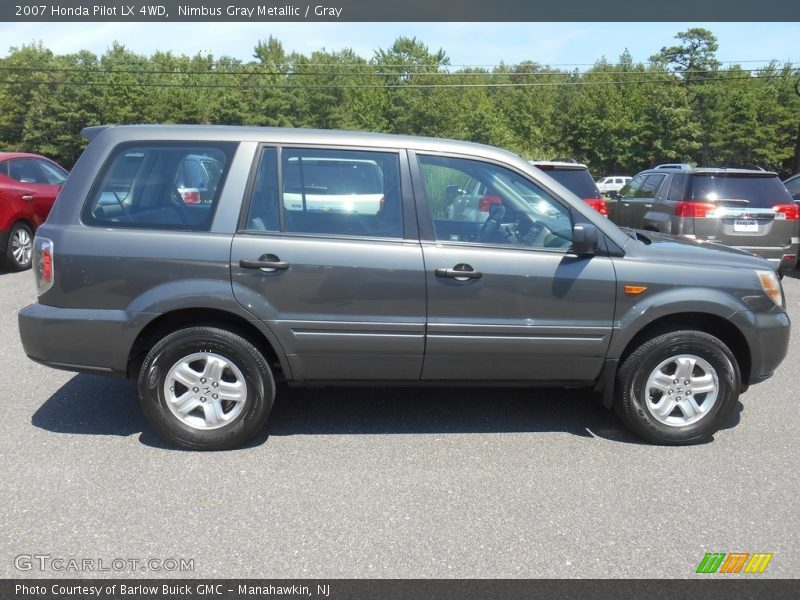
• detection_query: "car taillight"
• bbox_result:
[773,203,800,220]
[674,201,716,218]
[477,195,502,212]
[583,198,608,217]
[33,237,54,295]
[179,189,201,204]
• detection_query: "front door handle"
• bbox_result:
[239,257,289,271]
[22,195,33,202]
[435,264,483,280]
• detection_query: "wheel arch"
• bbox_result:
[127,307,291,382]
[600,311,751,409]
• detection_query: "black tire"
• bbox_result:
[4,222,34,271]
[614,329,740,445]
[138,326,275,450]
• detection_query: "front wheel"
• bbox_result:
[614,329,740,445]
[138,326,275,450]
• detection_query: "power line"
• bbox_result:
[0,65,796,78]
[0,74,790,89]
[22,57,789,68]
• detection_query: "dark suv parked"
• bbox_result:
[609,166,799,272]
[530,160,608,217]
[18,126,790,449]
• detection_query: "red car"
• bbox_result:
[0,152,68,270]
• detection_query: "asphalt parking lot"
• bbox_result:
[1,267,798,579]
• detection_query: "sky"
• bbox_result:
[0,22,798,67]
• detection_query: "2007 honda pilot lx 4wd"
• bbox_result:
[18,126,790,450]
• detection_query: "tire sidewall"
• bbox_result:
[625,333,738,443]
[139,328,273,450]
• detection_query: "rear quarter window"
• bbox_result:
[83,142,235,230]
[666,174,687,201]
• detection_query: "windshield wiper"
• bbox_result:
[619,226,652,244]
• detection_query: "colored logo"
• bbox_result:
[696,552,773,574]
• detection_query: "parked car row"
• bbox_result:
[16,125,791,450]
[531,160,800,274]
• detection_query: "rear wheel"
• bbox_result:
[4,222,33,271]
[138,326,275,450]
[614,329,740,445]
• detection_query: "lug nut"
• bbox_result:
[200,396,207,402]
[673,379,679,384]
[684,379,690,385]
[212,382,218,388]
[192,387,199,393]
[685,391,691,396]
[212,393,218,399]
[201,378,207,384]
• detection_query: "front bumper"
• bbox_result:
[730,308,791,385]
[18,303,154,377]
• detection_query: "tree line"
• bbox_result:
[0,28,798,177]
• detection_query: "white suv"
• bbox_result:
[596,176,631,196]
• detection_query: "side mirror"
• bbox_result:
[608,190,620,200]
[572,223,599,256]
[445,184,460,200]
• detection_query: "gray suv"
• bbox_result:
[608,166,799,272]
[18,126,790,449]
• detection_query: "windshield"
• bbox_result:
[688,174,792,208]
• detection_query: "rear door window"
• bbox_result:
[688,174,793,208]
[8,158,46,184]
[277,148,403,239]
[84,143,235,230]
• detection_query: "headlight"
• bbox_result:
[756,270,783,307]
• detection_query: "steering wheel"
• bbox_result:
[478,204,506,243]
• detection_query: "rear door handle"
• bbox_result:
[239,258,289,271]
[22,195,33,202]
[435,265,483,280]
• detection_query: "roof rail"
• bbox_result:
[654,163,692,170]
[720,162,766,171]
